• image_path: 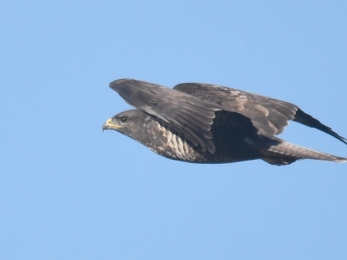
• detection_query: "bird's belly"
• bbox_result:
[145,121,259,164]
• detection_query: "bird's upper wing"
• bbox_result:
[174,83,347,144]
[110,79,221,153]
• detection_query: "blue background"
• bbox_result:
[1,1,347,259]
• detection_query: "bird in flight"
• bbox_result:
[103,79,347,165]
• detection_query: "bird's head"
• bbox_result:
[102,109,149,142]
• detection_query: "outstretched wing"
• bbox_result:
[110,79,221,153]
[174,83,347,144]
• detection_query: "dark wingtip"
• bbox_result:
[294,109,347,145]
[109,78,134,90]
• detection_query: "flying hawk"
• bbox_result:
[103,79,347,165]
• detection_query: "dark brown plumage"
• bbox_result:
[103,78,347,165]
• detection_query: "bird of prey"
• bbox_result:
[103,78,347,166]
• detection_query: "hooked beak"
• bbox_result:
[102,118,121,131]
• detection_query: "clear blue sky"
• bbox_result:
[1,1,347,259]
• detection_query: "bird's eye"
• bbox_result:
[119,116,128,123]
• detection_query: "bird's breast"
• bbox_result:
[145,120,205,162]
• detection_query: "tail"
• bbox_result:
[260,139,347,166]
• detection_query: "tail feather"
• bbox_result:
[261,140,347,166]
